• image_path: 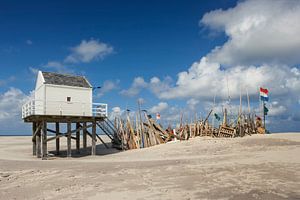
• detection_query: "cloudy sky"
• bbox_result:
[0,0,299,134]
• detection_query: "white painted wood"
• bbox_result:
[44,84,92,116]
[35,71,92,116]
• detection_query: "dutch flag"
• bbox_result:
[260,87,269,101]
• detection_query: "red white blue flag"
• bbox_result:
[260,87,269,101]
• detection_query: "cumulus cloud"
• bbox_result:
[97,80,120,97]
[158,57,300,101]
[0,88,31,134]
[187,98,200,110]
[201,0,300,66]
[65,39,113,63]
[42,61,74,74]
[149,102,169,114]
[120,77,147,97]
[121,76,173,97]
[140,0,300,130]
[109,106,124,120]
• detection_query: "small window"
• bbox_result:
[67,97,71,102]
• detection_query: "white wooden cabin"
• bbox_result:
[22,71,107,118]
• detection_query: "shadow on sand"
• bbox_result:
[48,142,121,158]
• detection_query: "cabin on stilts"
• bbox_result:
[22,71,117,159]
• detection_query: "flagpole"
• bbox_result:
[263,102,266,129]
[212,94,216,134]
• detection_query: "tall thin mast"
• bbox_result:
[246,89,251,114]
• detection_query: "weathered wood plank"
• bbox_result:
[42,121,47,160]
[24,115,106,123]
[36,125,41,158]
[83,122,87,149]
[76,122,80,154]
[56,122,60,155]
[91,121,96,156]
[32,122,37,156]
[67,122,72,157]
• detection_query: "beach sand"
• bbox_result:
[0,133,299,200]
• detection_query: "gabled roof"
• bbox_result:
[41,71,92,88]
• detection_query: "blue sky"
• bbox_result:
[0,0,300,134]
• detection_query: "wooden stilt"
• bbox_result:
[55,122,60,155]
[76,122,80,154]
[32,122,37,156]
[42,121,47,160]
[67,122,72,157]
[92,120,96,156]
[36,122,41,158]
[83,122,87,149]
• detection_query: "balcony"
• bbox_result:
[22,100,108,119]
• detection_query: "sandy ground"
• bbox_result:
[0,133,300,200]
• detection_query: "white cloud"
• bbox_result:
[201,0,300,66]
[187,98,199,110]
[268,101,287,116]
[120,77,147,97]
[157,57,300,102]
[109,106,123,120]
[97,80,120,97]
[26,40,33,45]
[64,39,113,63]
[0,88,31,134]
[149,102,168,114]
[43,61,74,74]
[121,76,173,97]
[29,67,39,75]
[0,76,16,87]
[149,76,173,97]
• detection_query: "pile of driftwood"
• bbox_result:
[112,107,265,150]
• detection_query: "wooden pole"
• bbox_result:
[55,122,60,155]
[83,122,87,149]
[138,100,144,148]
[91,120,96,155]
[76,122,80,154]
[67,122,72,157]
[36,122,41,158]
[42,121,47,160]
[32,122,37,156]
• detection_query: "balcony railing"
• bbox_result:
[22,99,108,119]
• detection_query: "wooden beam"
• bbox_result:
[76,123,80,154]
[24,115,105,123]
[55,122,60,155]
[91,120,96,156]
[46,134,76,142]
[83,122,87,149]
[96,134,109,149]
[47,124,92,136]
[32,122,37,156]
[67,122,72,157]
[42,121,47,160]
[96,122,113,140]
[32,123,42,142]
[36,122,41,158]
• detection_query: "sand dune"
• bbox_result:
[0,133,299,200]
